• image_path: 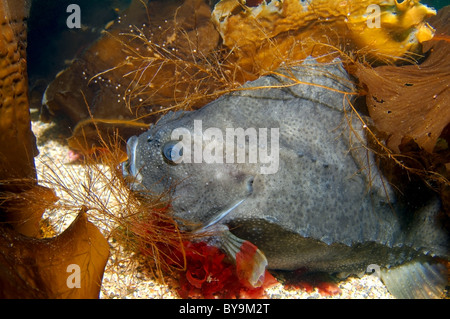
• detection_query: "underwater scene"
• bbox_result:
[0,0,449,300]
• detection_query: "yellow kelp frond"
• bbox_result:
[212,0,436,77]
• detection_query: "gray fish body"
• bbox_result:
[124,58,448,276]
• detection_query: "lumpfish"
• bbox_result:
[122,57,448,298]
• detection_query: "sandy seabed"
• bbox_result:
[30,109,394,299]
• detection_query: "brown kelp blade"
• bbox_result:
[354,7,450,155]
[0,209,109,299]
[0,183,58,237]
[0,0,37,182]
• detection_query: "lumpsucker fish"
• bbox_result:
[122,57,449,298]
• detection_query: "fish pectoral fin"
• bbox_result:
[380,258,448,299]
[221,230,268,288]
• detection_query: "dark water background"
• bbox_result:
[27,0,131,89]
[423,0,448,9]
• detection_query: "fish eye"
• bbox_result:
[162,141,183,165]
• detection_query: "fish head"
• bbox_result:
[122,111,256,229]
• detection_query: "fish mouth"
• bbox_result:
[122,136,143,188]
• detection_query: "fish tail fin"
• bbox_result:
[221,230,268,288]
[380,258,448,299]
